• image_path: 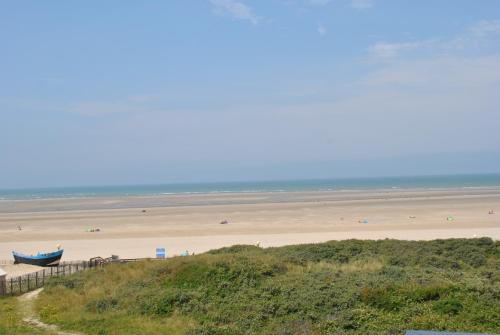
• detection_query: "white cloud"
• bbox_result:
[332,20,500,156]
[362,54,500,88]
[469,20,500,36]
[261,54,500,159]
[368,19,500,61]
[350,0,373,10]
[369,41,425,59]
[210,0,259,25]
[317,24,327,36]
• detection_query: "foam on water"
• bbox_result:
[1,174,500,200]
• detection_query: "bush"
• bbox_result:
[433,298,463,315]
[360,286,403,311]
[47,275,85,290]
[405,284,454,302]
[85,297,118,313]
[467,252,487,268]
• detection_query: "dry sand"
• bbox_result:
[0,188,499,267]
[1,264,43,279]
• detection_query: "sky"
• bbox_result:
[1,0,500,188]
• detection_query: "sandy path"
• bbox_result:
[18,288,80,335]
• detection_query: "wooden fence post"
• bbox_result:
[0,268,6,296]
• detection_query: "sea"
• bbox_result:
[1,174,500,201]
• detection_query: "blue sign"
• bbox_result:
[156,247,166,259]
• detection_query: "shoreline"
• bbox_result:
[2,186,500,213]
[1,182,500,204]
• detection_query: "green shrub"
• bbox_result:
[467,252,487,268]
[47,274,85,290]
[360,286,403,311]
[433,298,463,315]
[85,297,118,313]
[404,284,454,302]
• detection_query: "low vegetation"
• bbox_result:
[0,296,54,335]
[33,238,499,335]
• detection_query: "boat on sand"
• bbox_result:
[12,249,63,267]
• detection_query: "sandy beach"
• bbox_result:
[1,187,499,264]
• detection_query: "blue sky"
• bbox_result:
[1,0,500,188]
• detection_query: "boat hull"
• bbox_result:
[12,250,63,267]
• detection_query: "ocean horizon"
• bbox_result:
[1,173,500,200]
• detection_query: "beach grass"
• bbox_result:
[34,238,500,335]
[0,295,54,335]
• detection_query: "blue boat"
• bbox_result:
[12,249,64,267]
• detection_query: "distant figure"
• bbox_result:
[409,216,416,219]
[142,209,147,213]
[57,244,62,250]
[489,209,495,214]
[17,225,22,231]
[256,241,261,247]
[220,219,229,225]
